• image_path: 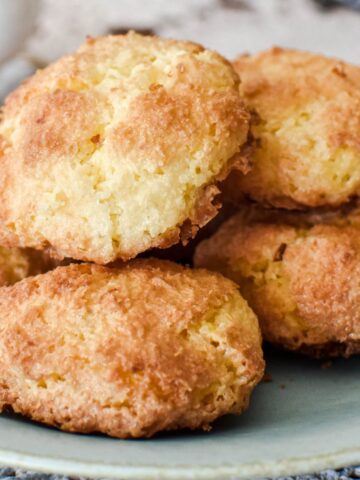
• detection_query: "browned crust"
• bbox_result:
[0,33,251,264]
[225,47,360,209]
[21,143,251,264]
[296,340,360,359]
[194,204,360,358]
[268,339,360,359]
[0,247,58,286]
[154,145,252,254]
[0,260,263,438]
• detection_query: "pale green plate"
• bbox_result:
[0,350,359,480]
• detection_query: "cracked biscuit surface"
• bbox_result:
[194,205,360,357]
[0,259,264,438]
[0,33,250,264]
[224,47,360,209]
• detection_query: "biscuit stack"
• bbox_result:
[195,47,360,358]
[0,33,264,438]
[0,35,358,439]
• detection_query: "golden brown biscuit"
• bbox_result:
[0,259,264,438]
[194,204,360,358]
[0,246,55,286]
[0,33,250,264]
[224,47,360,209]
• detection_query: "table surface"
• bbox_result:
[1,465,360,480]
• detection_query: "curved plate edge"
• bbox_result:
[0,446,359,480]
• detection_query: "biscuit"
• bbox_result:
[194,205,360,357]
[224,47,360,209]
[0,246,55,286]
[0,259,264,438]
[0,33,250,264]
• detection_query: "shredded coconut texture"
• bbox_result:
[0,33,250,263]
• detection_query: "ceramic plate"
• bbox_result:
[0,349,359,479]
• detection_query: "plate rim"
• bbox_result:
[1,445,360,480]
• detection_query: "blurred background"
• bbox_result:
[0,0,360,101]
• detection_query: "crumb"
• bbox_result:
[262,372,273,382]
[202,424,213,432]
[321,360,333,369]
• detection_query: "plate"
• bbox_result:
[0,349,359,480]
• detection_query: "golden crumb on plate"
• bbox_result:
[0,246,55,286]
[224,47,360,209]
[0,259,263,438]
[194,204,360,358]
[0,33,250,264]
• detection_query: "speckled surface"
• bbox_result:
[1,465,360,480]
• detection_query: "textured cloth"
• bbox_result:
[1,466,360,480]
